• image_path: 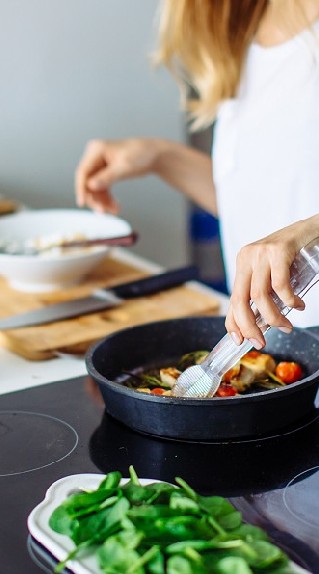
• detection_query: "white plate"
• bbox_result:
[27,473,312,574]
[27,473,164,574]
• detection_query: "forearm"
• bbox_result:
[292,214,319,250]
[151,139,217,216]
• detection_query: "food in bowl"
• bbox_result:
[0,209,132,291]
[0,231,89,256]
[123,350,303,398]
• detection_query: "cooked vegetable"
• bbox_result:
[160,368,181,388]
[151,387,165,395]
[227,365,255,393]
[49,466,299,574]
[124,351,303,399]
[275,362,303,384]
[240,351,276,378]
[215,383,238,397]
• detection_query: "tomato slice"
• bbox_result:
[275,362,303,384]
[150,387,165,395]
[216,384,238,397]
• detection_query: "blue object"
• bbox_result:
[188,206,228,294]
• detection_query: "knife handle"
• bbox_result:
[110,265,199,299]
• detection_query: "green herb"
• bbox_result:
[48,466,299,573]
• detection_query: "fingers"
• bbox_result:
[84,188,120,214]
[225,241,303,348]
[225,261,268,349]
[75,141,106,208]
[75,140,120,213]
[249,261,294,336]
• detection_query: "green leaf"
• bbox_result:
[128,504,184,519]
[245,540,285,568]
[146,548,165,574]
[231,524,269,542]
[98,471,122,490]
[165,539,243,555]
[127,546,161,573]
[167,554,204,574]
[135,515,214,546]
[129,465,141,486]
[144,482,176,505]
[175,477,198,501]
[218,510,242,530]
[198,495,236,518]
[122,484,153,504]
[72,497,130,545]
[214,556,253,574]
[98,540,143,574]
[49,505,78,536]
[169,492,201,514]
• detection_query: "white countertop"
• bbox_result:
[0,250,230,396]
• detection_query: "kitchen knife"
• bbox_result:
[0,265,198,330]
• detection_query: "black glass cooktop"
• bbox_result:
[0,376,318,573]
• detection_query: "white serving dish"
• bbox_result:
[27,473,311,574]
[0,209,132,292]
[27,474,162,574]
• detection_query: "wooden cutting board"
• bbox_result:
[0,255,220,360]
[0,197,20,215]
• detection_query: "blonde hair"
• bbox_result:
[155,0,268,130]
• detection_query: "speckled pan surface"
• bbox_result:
[86,317,319,441]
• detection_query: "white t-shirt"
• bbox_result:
[213,21,319,327]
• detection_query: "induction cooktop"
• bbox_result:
[0,375,318,573]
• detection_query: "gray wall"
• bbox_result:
[0,0,188,267]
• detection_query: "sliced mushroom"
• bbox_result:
[240,352,276,377]
[229,365,256,392]
[160,367,181,388]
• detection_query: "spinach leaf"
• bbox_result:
[212,556,253,573]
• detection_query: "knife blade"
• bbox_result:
[0,265,198,330]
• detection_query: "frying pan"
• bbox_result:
[86,316,319,441]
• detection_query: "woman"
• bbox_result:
[75,0,319,348]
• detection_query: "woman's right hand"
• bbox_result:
[75,138,162,213]
[225,215,319,349]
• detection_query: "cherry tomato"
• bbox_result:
[151,387,165,395]
[216,384,238,397]
[275,362,303,384]
[244,350,262,359]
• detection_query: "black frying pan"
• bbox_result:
[86,316,319,441]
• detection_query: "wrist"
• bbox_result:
[151,139,178,176]
[300,213,319,246]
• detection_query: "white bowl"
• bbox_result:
[0,209,132,292]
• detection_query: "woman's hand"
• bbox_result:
[75,137,218,215]
[225,216,319,349]
[75,138,164,213]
